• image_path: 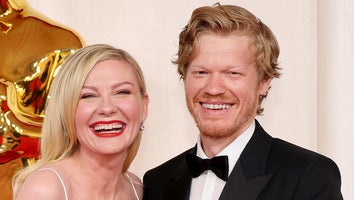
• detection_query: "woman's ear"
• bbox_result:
[142,94,149,121]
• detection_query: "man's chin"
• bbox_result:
[198,126,234,140]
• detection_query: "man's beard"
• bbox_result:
[196,119,236,139]
[189,99,258,140]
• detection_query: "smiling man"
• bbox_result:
[143,3,343,200]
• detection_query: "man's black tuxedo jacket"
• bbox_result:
[143,120,343,200]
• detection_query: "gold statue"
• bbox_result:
[0,0,84,199]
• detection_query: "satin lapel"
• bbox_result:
[220,161,273,200]
[162,147,196,200]
[220,120,274,200]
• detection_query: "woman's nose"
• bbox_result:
[97,96,118,115]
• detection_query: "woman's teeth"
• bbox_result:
[93,123,123,133]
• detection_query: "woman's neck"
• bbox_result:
[62,155,127,199]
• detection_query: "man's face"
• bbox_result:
[184,33,271,141]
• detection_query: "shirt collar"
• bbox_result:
[196,120,255,176]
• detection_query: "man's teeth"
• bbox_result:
[202,103,231,110]
[93,124,123,133]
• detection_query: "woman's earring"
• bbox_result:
[140,124,145,131]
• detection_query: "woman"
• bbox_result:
[12,44,149,200]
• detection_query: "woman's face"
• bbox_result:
[75,59,148,157]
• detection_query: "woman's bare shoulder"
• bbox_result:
[15,168,66,200]
[126,171,143,199]
[126,171,142,185]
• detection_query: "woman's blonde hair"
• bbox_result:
[12,44,147,196]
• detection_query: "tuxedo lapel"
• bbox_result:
[220,120,274,200]
[220,161,273,200]
[162,147,196,200]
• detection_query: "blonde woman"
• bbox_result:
[13,44,149,200]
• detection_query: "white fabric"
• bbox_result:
[189,120,255,200]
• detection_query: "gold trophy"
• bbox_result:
[0,0,84,198]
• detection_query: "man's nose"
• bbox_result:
[203,74,226,95]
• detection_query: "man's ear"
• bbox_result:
[259,78,273,96]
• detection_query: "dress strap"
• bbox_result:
[125,172,140,200]
[38,168,68,200]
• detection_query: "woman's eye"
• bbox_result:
[81,93,96,99]
[115,90,131,95]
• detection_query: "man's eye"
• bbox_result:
[226,70,240,76]
[194,71,207,75]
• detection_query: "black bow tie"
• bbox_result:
[185,153,229,181]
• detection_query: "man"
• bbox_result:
[143,3,343,200]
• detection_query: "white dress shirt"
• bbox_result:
[189,120,255,200]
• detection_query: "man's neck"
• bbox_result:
[200,119,255,158]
